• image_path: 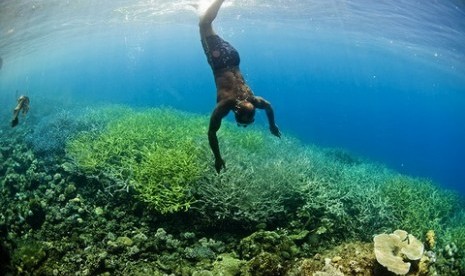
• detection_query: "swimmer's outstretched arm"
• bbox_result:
[208,98,235,173]
[199,0,225,38]
[252,96,281,138]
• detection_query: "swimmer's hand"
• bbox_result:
[270,124,281,138]
[214,157,226,173]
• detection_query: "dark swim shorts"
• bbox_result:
[202,35,240,71]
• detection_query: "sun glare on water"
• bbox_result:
[196,0,234,15]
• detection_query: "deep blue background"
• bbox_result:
[1,1,464,193]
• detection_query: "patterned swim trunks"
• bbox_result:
[202,35,240,71]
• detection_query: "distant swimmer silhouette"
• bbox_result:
[11,95,30,127]
[199,0,281,173]
[0,57,3,70]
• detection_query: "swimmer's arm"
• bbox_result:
[208,99,234,173]
[12,102,22,118]
[252,96,281,138]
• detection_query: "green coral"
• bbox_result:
[297,153,394,242]
[212,254,245,276]
[4,103,465,274]
[380,175,460,237]
[67,106,304,221]
[25,198,46,229]
[66,105,465,243]
[245,252,285,276]
[193,135,307,227]
[238,230,299,261]
[67,108,208,214]
[436,211,465,274]
[134,145,203,213]
[11,240,47,274]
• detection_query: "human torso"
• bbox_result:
[214,67,253,103]
[201,35,253,104]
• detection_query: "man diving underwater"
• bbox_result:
[11,95,30,127]
[199,0,281,173]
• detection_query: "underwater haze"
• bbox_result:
[1,0,465,189]
[3,0,465,195]
[3,1,465,275]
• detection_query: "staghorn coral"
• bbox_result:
[68,106,305,220]
[67,107,209,214]
[66,105,465,237]
[134,145,203,214]
[437,210,465,274]
[380,175,460,238]
[192,135,306,228]
[297,154,395,242]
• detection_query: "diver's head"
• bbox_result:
[234,100,255,127]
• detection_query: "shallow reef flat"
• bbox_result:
[1,104,464,275]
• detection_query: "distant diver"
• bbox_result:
[200,0,281,173]
[11,95,30,127]
[0,57,3,70]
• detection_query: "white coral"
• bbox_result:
[373,230,424,275]
[313,258,344,276]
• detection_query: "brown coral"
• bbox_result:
[298,242,375,275]
[425,230,435,249]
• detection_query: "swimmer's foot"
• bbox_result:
[11,117,18,127]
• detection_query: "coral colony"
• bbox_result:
[1,105,464,275]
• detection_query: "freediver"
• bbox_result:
[200,0,281,173]
[11,95,30,127]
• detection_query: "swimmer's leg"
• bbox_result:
[11,116,18,127]
[199,0,225,39]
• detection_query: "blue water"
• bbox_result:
[1,0,465,192]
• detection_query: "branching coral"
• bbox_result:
[27,109,80,155]
[4,102,465,274]
[192,134,307,227]
[66,105,464,245]
[27,105,131,157]
[297,152,395,241]
[67,107,209,214]
[134,144,205,213]
[380,175,460,237]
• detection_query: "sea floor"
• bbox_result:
[1,104,464,275]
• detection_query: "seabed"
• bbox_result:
[1,104,464,275]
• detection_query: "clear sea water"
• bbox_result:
[1,0,464,193]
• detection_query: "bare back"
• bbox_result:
[213,67,254,103]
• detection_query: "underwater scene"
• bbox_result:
[1,0,465,275]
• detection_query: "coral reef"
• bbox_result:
[425,230,436,250]
[296,241,375,275]
[66,108,209,214]
[373,230,424,275]
[238,230,298,261]
[245,252,285,276]
[212,254,245,275]
[380,175,460,238]
[1,104,465,275]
